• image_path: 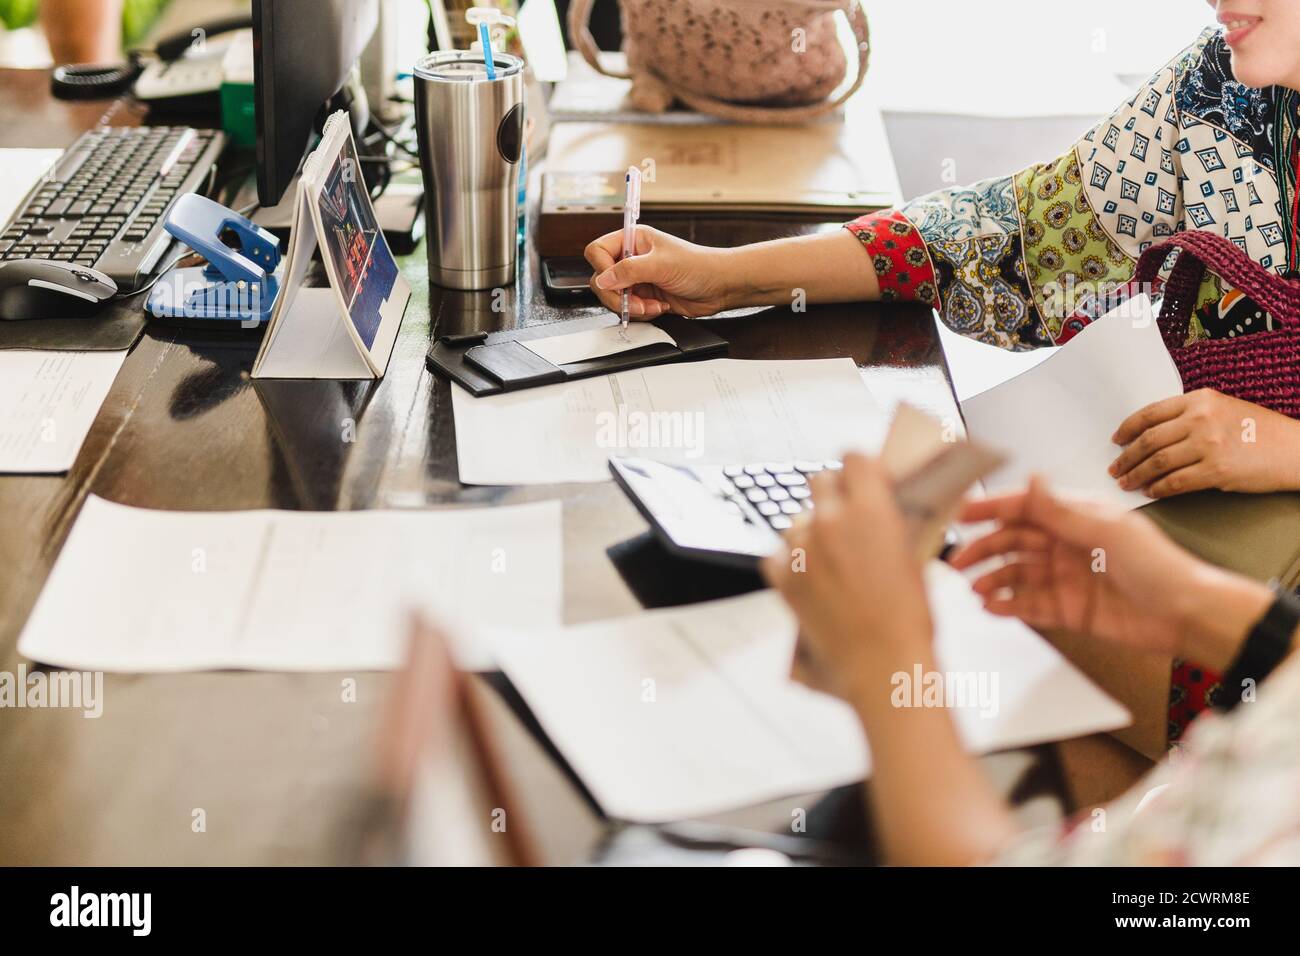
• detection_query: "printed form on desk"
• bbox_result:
[451,357,889,485]
[0,150,128,475]
[0,350,126,473]
[17,496,562,672]
[490,561,1130,822]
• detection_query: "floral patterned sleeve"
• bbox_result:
[845,31,1225,352]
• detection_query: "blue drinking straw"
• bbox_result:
[479,22,496,80]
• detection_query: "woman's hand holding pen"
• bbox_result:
[584,223,883,319]
[584,225,735,319]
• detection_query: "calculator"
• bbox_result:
[608,455,842,570]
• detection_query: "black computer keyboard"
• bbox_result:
[717,459,841,531]
[0,126,226,290]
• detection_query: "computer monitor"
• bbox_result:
[252,0,380,207]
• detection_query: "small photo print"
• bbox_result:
[316,137,400,351]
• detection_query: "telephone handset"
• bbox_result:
[133,15,253,112]
[50,15,252,108]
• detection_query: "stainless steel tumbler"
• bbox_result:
[413,50,525,290]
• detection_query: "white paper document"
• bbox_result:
[0,148,62,221]
[0,350,127,473]
[937,322,1057,403]
[520,321,676,367]
[18,496,562,672]
[452,357,887,485]
[491,562,1129,822]
[960,296,1183,508]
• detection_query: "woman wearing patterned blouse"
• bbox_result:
[762,454,1300,866]
[585,2,1300,746]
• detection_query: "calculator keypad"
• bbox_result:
[716,459,840,533]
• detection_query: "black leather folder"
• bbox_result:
[425,314,728,396]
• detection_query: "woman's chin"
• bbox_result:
[1228,51,1286,91]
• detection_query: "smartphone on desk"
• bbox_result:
[541,257,597,303]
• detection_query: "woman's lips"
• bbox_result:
[1221,15,1261,47]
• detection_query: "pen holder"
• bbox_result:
[413,50,525,290]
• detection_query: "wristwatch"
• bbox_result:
[1218,590,1300,712]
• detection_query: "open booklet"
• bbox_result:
[253,111,410,380]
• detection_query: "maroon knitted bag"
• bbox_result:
[1133,230,1300,418]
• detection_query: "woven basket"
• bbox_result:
[1134,230,1300,418]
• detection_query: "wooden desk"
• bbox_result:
[0,70,1054,865]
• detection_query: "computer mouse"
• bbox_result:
[0,258,118,320]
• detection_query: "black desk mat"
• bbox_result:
[0,294,147,351]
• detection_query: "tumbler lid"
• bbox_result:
[414,50,523,82]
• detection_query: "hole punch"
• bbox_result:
[145,193,283,328]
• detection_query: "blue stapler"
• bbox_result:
[145,193,282,327]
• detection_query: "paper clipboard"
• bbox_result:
[426,314,728,396]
